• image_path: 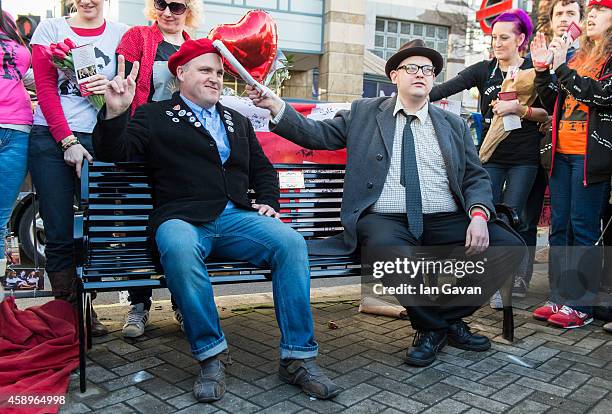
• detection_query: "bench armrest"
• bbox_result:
[494,203,520,230]
[73,213,86,268]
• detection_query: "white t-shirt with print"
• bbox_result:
[30,18,128,133]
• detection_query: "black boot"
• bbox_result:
[405,330,447,367]
[47,268,78,304]
[447,320,490,351]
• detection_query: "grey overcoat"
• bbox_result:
[272,96,494,255]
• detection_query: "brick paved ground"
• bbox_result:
[61,272,612,413]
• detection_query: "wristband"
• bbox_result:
[60,138,80,152]
[527,106,533,119]
[471,211,488,222]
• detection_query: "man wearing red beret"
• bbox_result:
[92,38,340,403]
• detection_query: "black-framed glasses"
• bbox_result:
[396,64,435,76]
[154,0,188,15]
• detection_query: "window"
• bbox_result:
[363,74,397,98]
[373,18,449,82]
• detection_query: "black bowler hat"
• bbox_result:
[384,39,444,78]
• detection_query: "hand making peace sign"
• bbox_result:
[105,55,140,119]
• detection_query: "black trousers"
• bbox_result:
[357,211,525,331]
[521,165,548,286]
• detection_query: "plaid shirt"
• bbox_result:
[371,100,458,214]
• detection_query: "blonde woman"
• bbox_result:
[115,0,202,338]
[29,0,127,335]
[116,0,202,111]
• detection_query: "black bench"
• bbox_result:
[74,161,517,392]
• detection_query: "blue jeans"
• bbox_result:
[484,163,538,236]
[155,209,318,361]
[0,128,29,253]
[28,126,94,272]
[549,154,607,314]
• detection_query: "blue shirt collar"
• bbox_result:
[180,94,216,117]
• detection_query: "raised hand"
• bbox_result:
[245,84,285,117]
[530,32,552,71]
[105,55,140,119]
[549,36,570,71]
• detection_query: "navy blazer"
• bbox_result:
[93,92,279,237]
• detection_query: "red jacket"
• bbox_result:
[116,23,190,115]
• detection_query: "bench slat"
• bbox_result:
[79,162,361,295]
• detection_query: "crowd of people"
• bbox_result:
[0,0,611,404]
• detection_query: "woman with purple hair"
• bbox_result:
[431,9,549,304]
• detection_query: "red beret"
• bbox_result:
[588,0,612,8]
[168,38,221,76]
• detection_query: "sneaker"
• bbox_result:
[533,301,559,321]
[512,276,528,298]
[547,305,593,329]
[489,290,503,310]
[122,303,150,338]
[604,322,612,334]
[174,307,185,332]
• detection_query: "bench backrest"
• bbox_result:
[76,162,360,289]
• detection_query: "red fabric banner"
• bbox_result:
[0,297,78,414]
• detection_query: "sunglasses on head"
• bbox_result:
[154,0,188,15]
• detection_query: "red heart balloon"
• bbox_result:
[208,10,278,83]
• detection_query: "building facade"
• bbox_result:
[6,0,477,104]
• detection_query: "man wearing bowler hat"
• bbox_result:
[93,38,340,403]
[248,40,525,367]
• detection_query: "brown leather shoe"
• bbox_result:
[193,350,231,402]
[279,358,340,399]
[90,308,109,337]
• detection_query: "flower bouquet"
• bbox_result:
[43,38,105,110]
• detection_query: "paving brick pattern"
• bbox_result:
[62,278,612,413]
